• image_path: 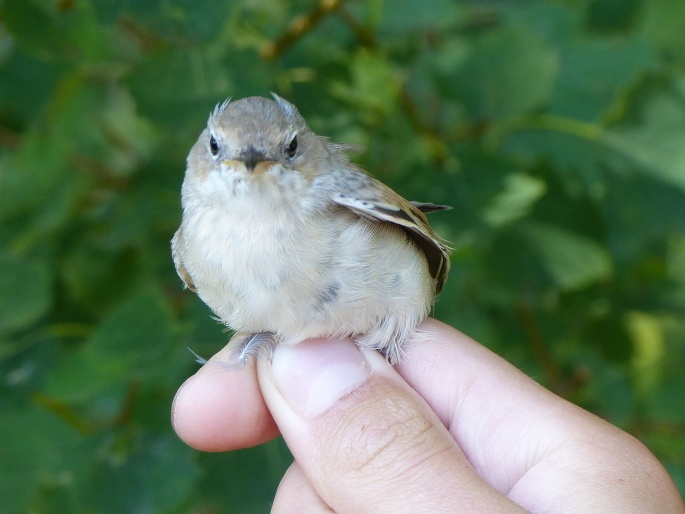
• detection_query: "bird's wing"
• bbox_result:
[410,201,452,213]
[332,174,451,294]
[171,229,197,292]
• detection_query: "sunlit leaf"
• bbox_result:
[517,222,613,291]
[482,173,547,227]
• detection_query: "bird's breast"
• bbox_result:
[181,199,335,329]
[179,194,433,342]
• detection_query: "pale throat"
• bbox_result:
[185,164,321,295]
[186,163,315,238]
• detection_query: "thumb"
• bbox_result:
[257,338,520,513]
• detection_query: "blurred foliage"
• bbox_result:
[1,0,684,511]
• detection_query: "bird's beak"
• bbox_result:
[239,147,265,172]
[222,147,276,175]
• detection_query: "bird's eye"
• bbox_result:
[285,135,298,159]
[209,135,219,156]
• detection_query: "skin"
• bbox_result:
[172,319,685,513]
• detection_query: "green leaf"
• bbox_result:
[46,289,175,402]
[76,434,200,514]
[0,253,51,334]
[603,79,685,192]
[377,0,462,32]
[0,406,82,514]
[548,39,655,122]
[517,222,613,291]
[0,49,64,121]
[482,173,547,228]
[453,27,559,120]
[330,50,400,117]
[570,351,635,427]
[197,440,290,514]
[128,48,234,130]
[640,0,685,56]
[602,171,685,261]
[0,132,70,222]
[93,0,233,43]
[61,240,140,316]
[627,311,666,397]
[586,0,642,33]
[1,0,73,60]
[667,234,685,286]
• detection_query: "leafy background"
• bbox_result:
[1,0,684,511]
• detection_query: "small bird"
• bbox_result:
[171,94,450,365]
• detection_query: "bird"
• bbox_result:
[172,94,450,366]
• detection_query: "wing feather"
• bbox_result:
[332,176,451,294]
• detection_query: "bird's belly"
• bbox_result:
[183,207,433,346]
[183,206,333,332]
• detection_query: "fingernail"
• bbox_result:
[270,338,371,419]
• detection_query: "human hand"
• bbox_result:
[172,318,684,513]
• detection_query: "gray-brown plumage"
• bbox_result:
[172,94,450,365]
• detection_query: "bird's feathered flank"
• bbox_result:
[171,229,196,292]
